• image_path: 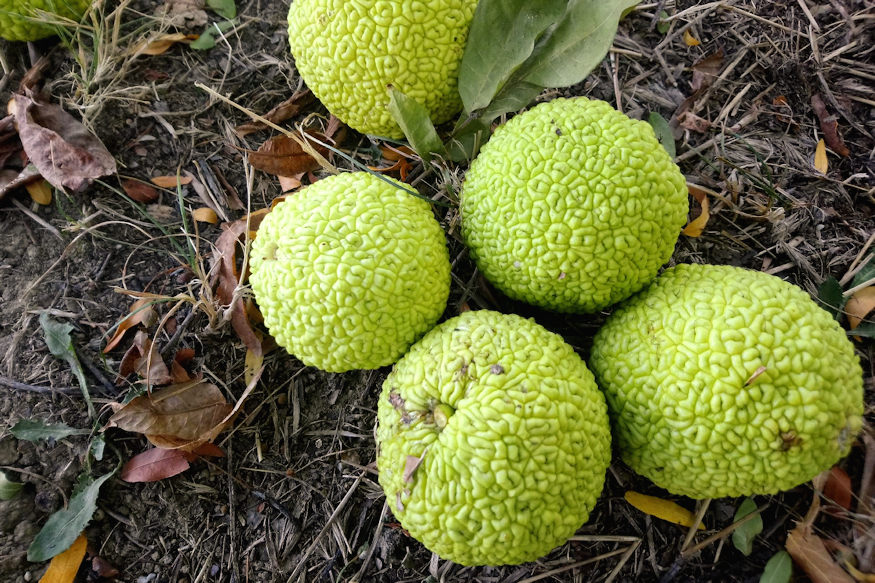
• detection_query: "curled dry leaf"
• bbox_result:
[116,330,173,386]
[845,286,875,330]
[234,89,315,137]
[121,447,192,483]
[121,179,159,203]
[683,29,701,46]
[811,94,850,157]
[104,298,156,353]
[247,132,331,177]
[131,33,200,56]
[0,164,42,200]
[24,178,52,205]
[12,92,117,192]
[677,111,711,133]
[624,491,705,530]
[682,184,711,237]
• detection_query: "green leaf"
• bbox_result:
[387,88,446,163]
[759,550,792,583]
[731,497,762,556]
[206,0,236,19]
[27,470,115,562]
[11,419,89,442]
[190,20,237,51]
[656,10,670,33]
[849,321,875,338]
[0,472,23,500]
[39,313,95,419]
[523,0,641,88]
[458,0,566,113]
[89,435,106,462]
[648,112,675,158]
[851,253,875,289]
[817,276,845,321]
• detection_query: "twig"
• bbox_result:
[350,500,388,583]
[680,503,769,558]
[0,375,77,393]
[9,198,62,240]
[517,546,633,583]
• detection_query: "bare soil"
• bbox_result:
[1,1,873,582]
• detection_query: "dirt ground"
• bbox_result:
[0,0,873,582]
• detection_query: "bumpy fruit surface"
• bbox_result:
[0,0,90,41]
[590,263,864,498]
[249,172,450,373]
[287,0,476,138]
[376,310,611,566]
[460,97,688,313]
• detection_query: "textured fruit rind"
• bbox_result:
[376,310,612,566]
[460,97,689,313]
[0,0,90,41]
[248,172,450,373]
[287,0,476,138]
[590,263,864,498]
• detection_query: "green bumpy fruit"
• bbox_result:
[376,310,612,566]
[249,172,450,373]
[287,0,477,138]
[0,0,90,41]
[590,263,864,498]
[460,97,689,313]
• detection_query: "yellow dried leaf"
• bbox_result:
[25,179,52,205]
[624,491,705,530]
[39,533,87,583]
[192,207,218,224]
[134,33,199,56]
[682,184,711,237]
[683,29,701,46]
[151,175,193,188]
[846,286,875,330]
[814,138,828,174]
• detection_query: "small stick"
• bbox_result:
[0,375,77,393]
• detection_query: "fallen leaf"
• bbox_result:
[814,138,828,174]
[786,521,854,583]
[380,144,416,161]
[277,174,303,192]
[121,447,191,482]
[683,29,701,46]
[131,33,199,56]
[38,532,87,583]
[116,330,173,386]
[191,442,225,457]
[88,554,119,579]
[25,178,52,205]
[121,179,159,203]
[0,471,23,500]
[691,49,725,92]
[40,313,95,419]
[244,337,264,386]
[0,164,42,200]
[12,91,117,192]
[403,455,424,483]
[624,491,705,530]
[234,90,315,137]
[106,377,232,441]
[170,348,195,383]
[28,471,114,562]
[151,174,193,188]
[677,111,711,133]
[844,561,875,582]
[247,132,331,177]
[823,466,852,512]
[211,216,269,357]
[846,286,875,330]
[811,94,850,157]
[731,497,762,556]
[158,0,208,27]
[368,157,412,182]
[104,298,156,353]
[682,184,711,237]
[760,551,792,583]
[192,207,218,224]
[11,419,89,441]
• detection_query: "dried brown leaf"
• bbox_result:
[104,298,156,353]
[814,139,828,174]
[192,207,218,224]
[115,330,172,385]
[403,455,423,483]
[846,286,875,330]
[683,29,700,46]
[811,94,850,157]
[0,164,41,200]
[120,447,192,482]
[105,377,232,440]
[234,90,315,137]
[691,49,725,93]
[786,521,855,583]
[677,111,711,133]
[277,174,303,193]
[24,178,51,205]
[39,532,87,583]
[121,179,159,203]
[823,466,853,512]
[12,92,117,192]
[89,555,119,578]
[151,174,192,188]
[133,33,199,56]
[248,132,329,177]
